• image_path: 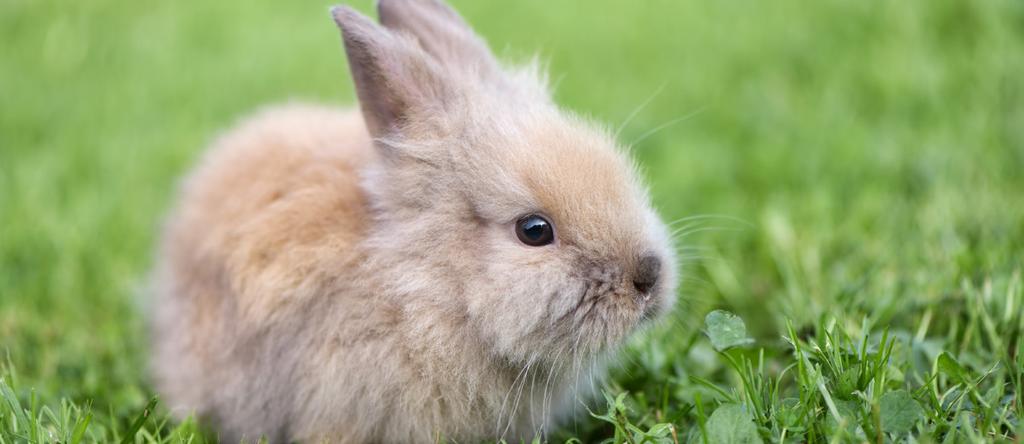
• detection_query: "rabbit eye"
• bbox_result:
[515,214,554,246]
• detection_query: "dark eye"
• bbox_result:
[515,214,554,246]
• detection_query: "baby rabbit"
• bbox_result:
[150,0,677,442]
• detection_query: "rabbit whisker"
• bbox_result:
[615,82,667,140]
[497,352,536,440]
[627,106,706,148]
[665,213,754,228]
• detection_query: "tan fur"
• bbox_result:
[150,1,678,442]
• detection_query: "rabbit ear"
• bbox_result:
[331,6,449,138]
[377,0,501,82]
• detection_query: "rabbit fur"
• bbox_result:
[150,0,678,442]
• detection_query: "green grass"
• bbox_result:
[2,0,1023,442]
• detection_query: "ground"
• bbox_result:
[2,0,1023,442]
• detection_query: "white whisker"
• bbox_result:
[502,354,537,440]
[628,106,706,148]
[665,213,754,228]
[615,82,667,140]
[497,353,536,440]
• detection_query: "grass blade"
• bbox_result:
[119,397,159,444]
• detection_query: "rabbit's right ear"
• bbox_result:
[331,6,448,139]
[376,0,501,82]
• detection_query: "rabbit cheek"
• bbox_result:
[465,253,576,360]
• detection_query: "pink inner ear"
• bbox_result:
[332,5,450,140]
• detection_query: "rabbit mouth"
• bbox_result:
[556,278,655,353]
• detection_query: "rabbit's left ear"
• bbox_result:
[377,0,502,83]
[331,6,450,140]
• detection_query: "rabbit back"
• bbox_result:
[150,103,374,441]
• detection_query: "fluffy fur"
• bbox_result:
[150,0,678,442]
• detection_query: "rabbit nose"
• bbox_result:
[632,255,661,294]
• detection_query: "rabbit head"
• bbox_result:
[332,0,677,366]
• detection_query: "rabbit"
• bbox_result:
[149,0,678,442]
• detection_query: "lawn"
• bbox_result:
[2,0,1023,442]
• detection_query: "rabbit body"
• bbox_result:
[151,1,677,442]
[152,104,584,442]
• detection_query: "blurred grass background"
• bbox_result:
[2,0,1023,441]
